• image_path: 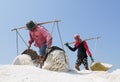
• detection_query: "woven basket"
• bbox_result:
[90,62,110,71]
[21,49,39,60]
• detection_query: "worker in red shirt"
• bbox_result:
[65,34,94,71]
[26,20,52,68]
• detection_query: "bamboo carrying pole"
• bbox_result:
[11,20,61,55]
[67,36,101,45]
[11,20,61,31]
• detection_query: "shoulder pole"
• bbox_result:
[11,20,61,31]
[66,36,101,45]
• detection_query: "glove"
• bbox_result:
[90,56,94,62]
[65,42,69,47]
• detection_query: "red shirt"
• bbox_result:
[28,25,52,48]
[74,41,92,57]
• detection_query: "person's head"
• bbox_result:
[26,20,36,30]
[74,34,80,40]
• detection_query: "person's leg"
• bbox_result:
[75,58,82,71]
[75,64,80,71]
[39,56,45,68]
[39,43,47,68]
[83,58,89,70]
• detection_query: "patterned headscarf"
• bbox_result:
[74,34,82,47]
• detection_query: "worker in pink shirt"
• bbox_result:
[65,34,94,71]
[26,20,52,68]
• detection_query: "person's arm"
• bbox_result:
[28,32,34,49]
[65,43,77,51]
[83,41,92,56]
[40,26,52,48]
[46,34,52,48]
[83,41,94,62]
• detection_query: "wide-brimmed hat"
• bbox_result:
[26,20,36,30]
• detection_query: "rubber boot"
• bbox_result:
[85,65,89,70]
[75,64,80,71]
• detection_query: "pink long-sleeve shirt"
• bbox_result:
[28,25,52,48]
